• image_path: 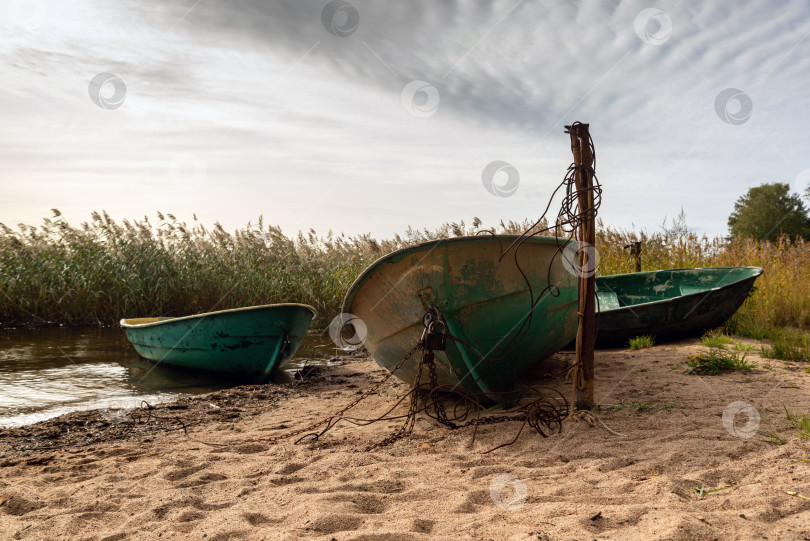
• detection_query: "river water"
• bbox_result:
[0,327,335,428]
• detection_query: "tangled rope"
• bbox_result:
[42,124,601,454]
[466,122,601,390]
[284,122,600,446]
[279,337,570,453]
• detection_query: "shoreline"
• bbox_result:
[0,327,334,431]
[2,341,810,539]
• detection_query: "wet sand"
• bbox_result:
[1,340,810,540]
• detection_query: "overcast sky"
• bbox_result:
[1,0,809,239]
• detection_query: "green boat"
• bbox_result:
[341,235,579,397]
[593,266,763,346]
[121,304,317,380]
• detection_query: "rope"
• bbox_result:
[572,409,626,437]
[465,122,601,389]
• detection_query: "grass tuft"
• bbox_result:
[785,409,810,441]
[760,328,810,362]
[763,406,810,445]
[630,403,654,414]
[701,330,734,349]
[686,348,756,375]
[627,335,655,350]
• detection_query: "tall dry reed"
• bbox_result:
[593,213,810,332]
[0,211,807,332]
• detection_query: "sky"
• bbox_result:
[1,0,809,239]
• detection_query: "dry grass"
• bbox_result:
[0,211,536,327]
[594,213,810,334]
[1,211,808,336]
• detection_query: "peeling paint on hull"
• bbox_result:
[121,304,317,381]
[343,236,579,397]
[593,267,763,346]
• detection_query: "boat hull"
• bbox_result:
[593,267,763,347]
[121,304,317,380]
[342,236,579,396]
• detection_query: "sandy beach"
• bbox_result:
[2,340,810,540]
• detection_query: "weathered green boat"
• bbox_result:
[120,304,317,380]
[341,235,580,397]
[593,266,763,346]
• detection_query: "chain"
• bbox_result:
[424,350,456,429]
[257,344,421,446]
[366,346,451,450]
[365,356,424,451]
[276,309,570,452]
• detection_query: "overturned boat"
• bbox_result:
[341,235,580,397]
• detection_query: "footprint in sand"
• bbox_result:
[176,472,229,488]
[176,510,205,522]
[412,518,435,534]
[277,462,307,475]
[235,443,268,454]
[270,475,305,486]
[242,512,278,526]
[470,466,512,480]
[152,497,235,521]
[270,455,326,487]
[597,457,637,472]
[453,489,491,514]
[191,498,235,511]
[163,465,207,481]
[152,502,179,520]
[323,493,388,514]
[206,530,249,541]
[336,479,407,494]
[307,514,364,535]
[99,534,127,541]
[1,496,45,516]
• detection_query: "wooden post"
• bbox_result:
[625,241,642,272]
[566,123,596,411]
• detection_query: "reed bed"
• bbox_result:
[1,211,808,336]
[594,214,810,335]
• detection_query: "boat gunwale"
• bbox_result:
[342,234,575,313]
[120,303,318,329]
[595,266,764,315]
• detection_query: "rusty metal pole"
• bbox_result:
[566,123,596,411]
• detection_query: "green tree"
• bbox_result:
[728,183,810,241]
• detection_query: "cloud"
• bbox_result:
[1,0,810,238]
[135,0,634,131]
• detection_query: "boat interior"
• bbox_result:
[594,267,762,310]
[121,317,175,326]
